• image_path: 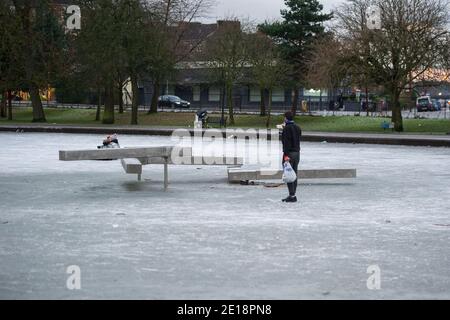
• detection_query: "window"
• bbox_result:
[249,87,261,102]
[208,87,221,102]
[304,88,326,101]
[272,88,285,102]
[193,86,201,102]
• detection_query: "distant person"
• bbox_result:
[338,95,344,110]
[328,99,335,111]
[98,134,120,149]
[281,111,302,203]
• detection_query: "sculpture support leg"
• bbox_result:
[164,158,169,191]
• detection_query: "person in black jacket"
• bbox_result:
[281,111,302,203]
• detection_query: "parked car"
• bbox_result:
[417,96,435,112]
[158,95,190,108]
[431,99,442,111]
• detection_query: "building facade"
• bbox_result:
[136,20,311,111]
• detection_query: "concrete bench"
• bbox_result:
[59,146,243,190]
[228,168,357,184]
[59,145,357,190]
[140,156,243,166]
[59,146,174,161]
[121,156,243,188]
[121,158,143,181]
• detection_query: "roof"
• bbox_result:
[173,67,254,85]
[172,22,217,41]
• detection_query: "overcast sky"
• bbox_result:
[203,0,345,23]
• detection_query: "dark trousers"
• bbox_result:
[286,152,300,196]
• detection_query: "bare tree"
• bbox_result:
[0,1,17,120]
[76,0,123,124]
[146,0,214,113]
[247,32,273,117]
[336,0,450,131]
[247,32,288,126]
[206,19,250,125]
[307,34,352,107]
[3,0,68,122]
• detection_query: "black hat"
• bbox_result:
[284,111,294,121]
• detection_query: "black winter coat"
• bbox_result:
[281,122,302,155]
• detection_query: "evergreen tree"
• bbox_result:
[259,0,332,115]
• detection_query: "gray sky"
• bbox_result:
[203,0,344,23]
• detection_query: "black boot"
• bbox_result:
[282,196,297,203]
[287,196,297,203]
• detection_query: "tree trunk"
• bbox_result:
[0,91,6,118]
[130,73,139,125]
[30,85,46,122]
[266,88,273,128]
[259,88,266,116]
[95,88,102,121]
[149,81,159,114]
[227,83,234,125]
[291,87,299,116]
[365,86,369,117]
[118,84,124,114]
[102,83,115,124]
[391,89,403,132]
[7,90,12,120]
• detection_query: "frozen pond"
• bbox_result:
[0,132,449,299]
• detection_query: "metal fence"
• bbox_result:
[10,99,450,119]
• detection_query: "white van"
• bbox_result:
[416,96,433,112]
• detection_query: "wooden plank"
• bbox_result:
[59,146,174,161]
[228,168,357,183]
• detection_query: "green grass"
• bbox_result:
[1,107,450,134]
[0,108,195,126]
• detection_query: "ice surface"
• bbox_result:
[0,132,449,299]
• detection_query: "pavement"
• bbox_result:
[0,123,449,147]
